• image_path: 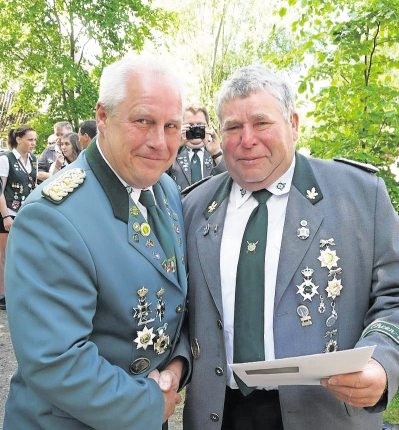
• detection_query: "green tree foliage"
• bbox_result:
[279,0,399,209]
[161,0,289,127]
[0,0,175,151]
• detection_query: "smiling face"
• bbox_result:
[220,90,298,191]
[96,69,183,188]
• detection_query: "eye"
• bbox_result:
[136,119,151,125]
[223,124,241,132]
[254,121,271,130]
[165,123,178,129]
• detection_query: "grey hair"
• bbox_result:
[215,64,296,122]
[98,54,184,115]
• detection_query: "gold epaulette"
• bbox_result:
[42,168,86,204]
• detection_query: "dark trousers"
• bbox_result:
[222,387,284,430]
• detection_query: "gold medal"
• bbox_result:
[140,222,151,237]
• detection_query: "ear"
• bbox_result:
[291,112,299,142]
[96,102,108,134]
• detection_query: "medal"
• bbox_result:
[156,288,166,321]
[297,219,310,240]
[133,287,155,326]
[134,325,156,350]
[140,223,151,237]
[325,302,338,327]
[297,304,312,327]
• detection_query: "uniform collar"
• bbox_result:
[232,156,296,209]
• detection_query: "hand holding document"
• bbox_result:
[230,346,375,387]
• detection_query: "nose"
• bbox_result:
[240,124,256,148]
[149,126,167,150]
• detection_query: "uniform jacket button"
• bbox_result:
[217,319,223,329]
[210,413,219,422]
[215,367,224,376]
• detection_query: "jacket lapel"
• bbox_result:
[196,174,232,316]
[176,148,191,184]
[86,141,185,290]
[274,153,324,308]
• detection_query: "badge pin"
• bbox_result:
[246,241,259,253]
[130,206,140,216]
[276,182,286,191]
[203,223,210,236]
[240,188,247,197]
[297,304,312,326]
[146,239,154,247]
[297,220,310,239]
[207,201,218,213]
[140,222,151,237]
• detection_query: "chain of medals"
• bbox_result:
[128,189,184,356]
[132,286,170,355]
[296,227,344,353]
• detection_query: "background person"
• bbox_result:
[0,125,37,311]
[78,119,97,150]
[37,121,73,183]
[3,55,190,430]
[167,104,225,192]
[49,132,81,175]
[182,64,399,430]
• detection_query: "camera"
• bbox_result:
[186,124,205,140]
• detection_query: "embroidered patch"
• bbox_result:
[361,320,399,345]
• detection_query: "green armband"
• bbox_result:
[361,321,399,345]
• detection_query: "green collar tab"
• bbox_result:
[292,153,323,205]
[85,140,129,223]
[204,175,233,219]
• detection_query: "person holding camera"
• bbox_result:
[167,104,225,192]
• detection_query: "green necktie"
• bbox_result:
[139,190,175,262]
[190,148,202,183]
[233,189,272,395]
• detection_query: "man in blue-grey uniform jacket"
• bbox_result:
[4,55,190,430]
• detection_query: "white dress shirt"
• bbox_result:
[220,156,296,388]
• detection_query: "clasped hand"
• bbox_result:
[148,367,182,423]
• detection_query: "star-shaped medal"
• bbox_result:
[134,325,156,350]
[318,247,340,270]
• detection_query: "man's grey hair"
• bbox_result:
[98,54,184,115]
[215,64,296,122]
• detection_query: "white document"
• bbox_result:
[230,346,375,386]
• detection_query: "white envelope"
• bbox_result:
[230,346,375,386]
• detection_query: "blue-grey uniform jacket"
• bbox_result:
[4,141,190,430]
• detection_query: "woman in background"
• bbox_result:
[0,125,37,310]
[49,132,81,176]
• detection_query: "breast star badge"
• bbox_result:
[134,325,156,350]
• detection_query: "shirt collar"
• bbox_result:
[232,156,296,209]
[95,140,150,204]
